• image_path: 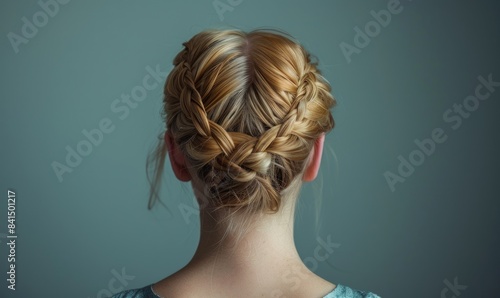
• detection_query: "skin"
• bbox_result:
[152,131,336,298]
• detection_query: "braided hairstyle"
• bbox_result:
[148,29,335,229]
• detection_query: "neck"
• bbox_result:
[191,197,300,268]
[187,177,305,268]
[154,189,336,297]
[182,197,322,295]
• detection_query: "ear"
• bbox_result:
[302,134,326,182]
[164,131,191,182]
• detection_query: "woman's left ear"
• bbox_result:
[302,134,326,182]
[164,131,192,182]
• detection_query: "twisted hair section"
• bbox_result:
[148,28,336,220]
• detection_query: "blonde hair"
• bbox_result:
[147,28,336,240]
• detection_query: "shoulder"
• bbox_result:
[324,284,381,298]
[111,284,159,298]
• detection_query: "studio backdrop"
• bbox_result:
[1,0,499,297]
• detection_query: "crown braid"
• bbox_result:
[163,29,335,214]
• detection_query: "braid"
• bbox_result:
[161,29,335,216]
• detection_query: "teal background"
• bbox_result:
[1,0,499,297]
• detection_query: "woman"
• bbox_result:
[113,28,380,298]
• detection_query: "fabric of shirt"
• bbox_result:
[111,283,381,298]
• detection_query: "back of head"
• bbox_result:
[149,28,336,235]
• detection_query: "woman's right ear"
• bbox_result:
[164,131,192,182]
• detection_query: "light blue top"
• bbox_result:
[112,283,380,297]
